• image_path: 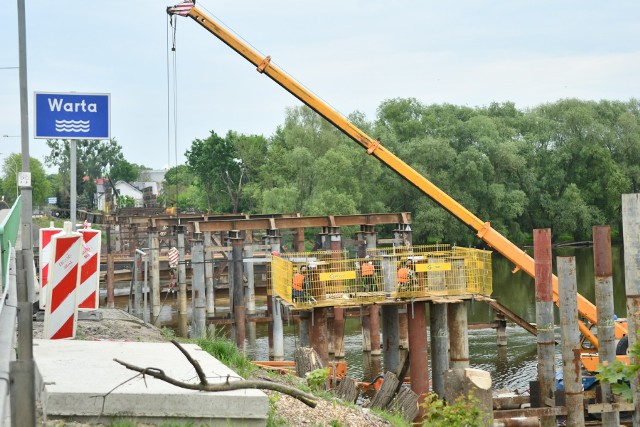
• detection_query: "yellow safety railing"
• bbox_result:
[271,246,492,309]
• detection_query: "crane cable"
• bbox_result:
[166,14,180,215]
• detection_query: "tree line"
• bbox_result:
[170,98,640,245]
[4,97,637,246]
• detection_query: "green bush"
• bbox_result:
[421,392,483,427]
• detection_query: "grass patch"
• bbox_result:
[196,336,256,379]
[371,407,412,427]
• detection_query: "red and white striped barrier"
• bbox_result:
[168,246,179,268]
[44,221,83,339]
[78,225,102,310]
[38,222,63,309]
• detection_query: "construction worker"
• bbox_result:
[292,265,308,302]
[361,255,376,292]
[397,260,415,293]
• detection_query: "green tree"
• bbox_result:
[110,160,149,183]
[45,138,125,209]
[161,165,195,209]
[2,153,51,206]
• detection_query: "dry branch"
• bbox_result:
[114,340,318,407]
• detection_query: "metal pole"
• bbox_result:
[266,237,284,360]
[329,230,345,358]
[70,140,77,231]
[593,226,620,426]
[12,252,35,427]
[622,194,640,427]
[381,256,399,372]
[310,307,329,366]
[14,2,35,421]
[448,302,469,370]
[191,234,206,339]
[430,302,449,398]
[204,231,215,315]
[231,233,245,350]
[148,228,160,324]
[177,226,188,337]
[142,254,149,323]
[534,228,555,427]
[133,251,142,319]
[408,301,428,417]
[557,257,585,427]
[245,244,256,314]
[106,223,115,308]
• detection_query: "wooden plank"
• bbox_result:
[587,402,636,413]
[494,406,567,419]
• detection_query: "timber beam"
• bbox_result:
[193,212,411,233]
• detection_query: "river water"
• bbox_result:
[132,244,628,392]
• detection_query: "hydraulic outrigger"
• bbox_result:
[167,1,628,355]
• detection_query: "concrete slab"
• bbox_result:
[34,339,268,426]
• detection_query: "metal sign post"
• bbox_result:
[34,92,110,231]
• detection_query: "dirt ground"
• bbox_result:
[33,308,394,427]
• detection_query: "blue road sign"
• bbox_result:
[34,92,110,140]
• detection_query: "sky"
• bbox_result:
[1,1,639,174]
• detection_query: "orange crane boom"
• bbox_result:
[167,2,627,348]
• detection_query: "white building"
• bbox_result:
[97,180,143,210]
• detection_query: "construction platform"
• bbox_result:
[34,339,268,426]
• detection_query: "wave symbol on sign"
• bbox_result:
[55,119,90,133]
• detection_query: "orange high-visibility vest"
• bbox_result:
[397,268,410,284]
[362,262,374,276]
[293,273,305,291]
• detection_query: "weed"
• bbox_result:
[196,336,256,379]
[161,326,176,339]
[421,392,483,426]
[266,393,287,427]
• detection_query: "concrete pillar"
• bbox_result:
[177,226,188,338]
[430,302,449,398]
[231,231,246,352]
[534,228,555,427]
[622,194,640,427]
[381,256,400,372]
[557,257,585,427]
[593,226,620,426]
[310,307,329,366]
[448,302,469,370]
[149,228,161,326]
[265,231,283,360]
[204,231,215,315]
[408,301,429,415]
[191,233,206,339]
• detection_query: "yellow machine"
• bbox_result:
[167,2,629,356]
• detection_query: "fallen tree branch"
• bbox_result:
[114,341,318,408]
